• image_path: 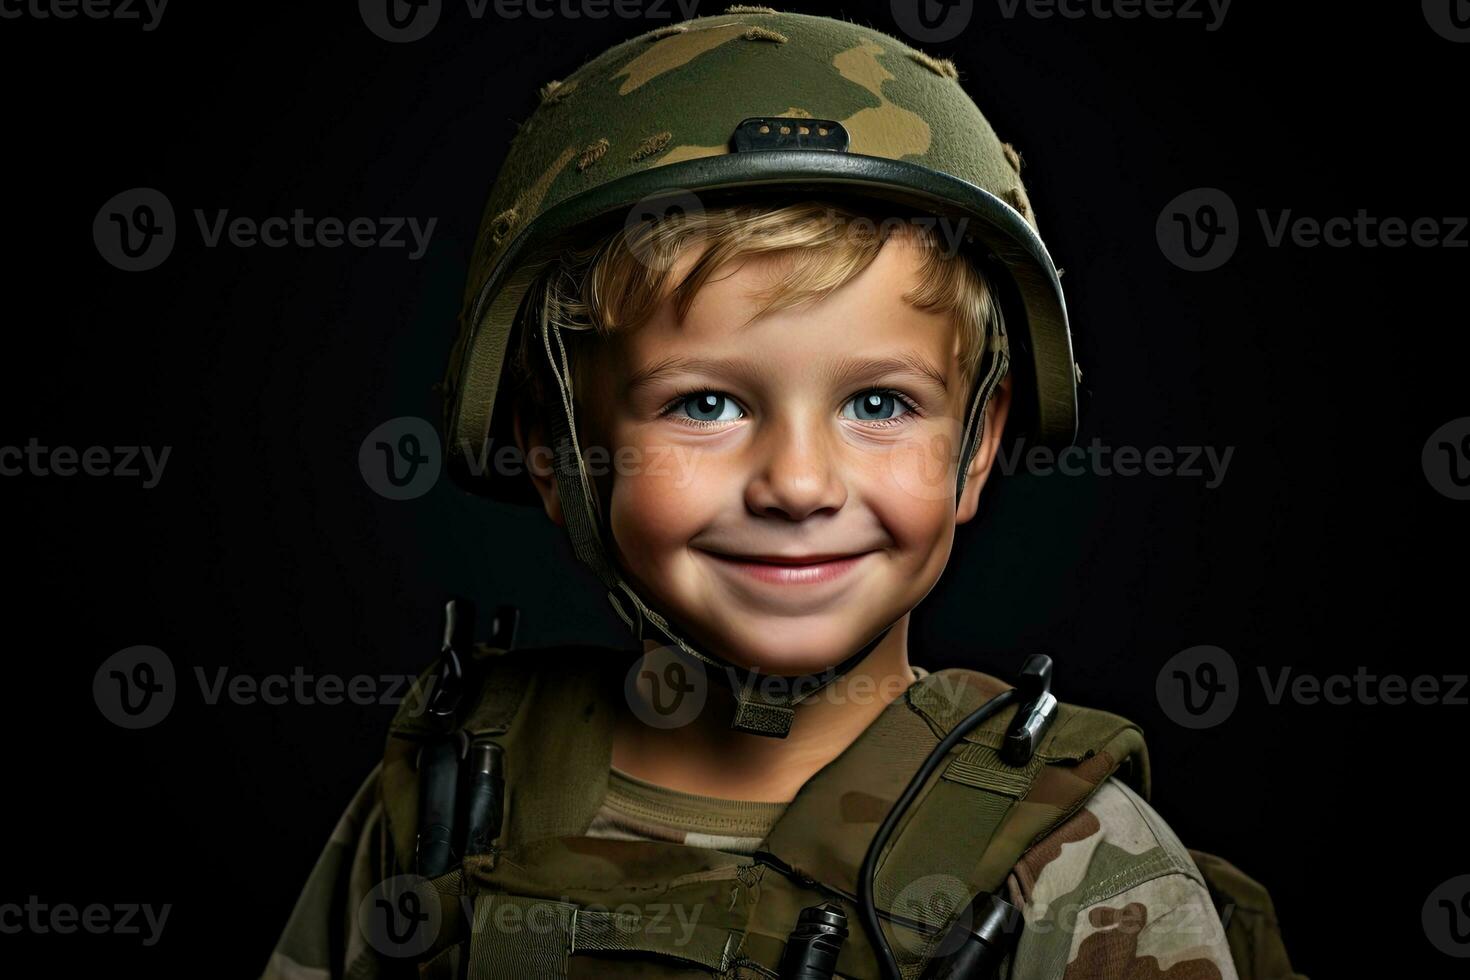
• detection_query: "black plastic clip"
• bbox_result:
[413,732,468,878]
[779,901,849,980]
[732,117,850,154]
[919,890,1024,979]
[462,739,506,858]
[427,598,476,719]
[1000,654,1059,767]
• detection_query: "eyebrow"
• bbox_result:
[624,351,950,396]
[830,352,950,396]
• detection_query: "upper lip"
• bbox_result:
[699,549,870,566]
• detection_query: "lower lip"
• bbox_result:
[701,551,872,585]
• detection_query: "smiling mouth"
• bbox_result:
[696,549,875,586]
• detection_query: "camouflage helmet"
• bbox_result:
[439,6,1076,736]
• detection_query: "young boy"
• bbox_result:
[265,8,1296,979]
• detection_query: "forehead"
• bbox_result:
[607,237,962,378]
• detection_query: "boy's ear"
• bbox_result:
[956,374,1013,525]
[512,403,565,527]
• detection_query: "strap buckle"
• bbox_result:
[1000,654,1059,766]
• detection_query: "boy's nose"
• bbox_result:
[743,415,848,521]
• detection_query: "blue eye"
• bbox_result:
[674,392,743,423]
[843,390,914,422]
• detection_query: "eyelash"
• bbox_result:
[657,388,923,428]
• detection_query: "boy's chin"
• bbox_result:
[688,624,882,679]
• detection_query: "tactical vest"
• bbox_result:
[375,641,1161,979]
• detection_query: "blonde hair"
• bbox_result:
[510,199,1007,421]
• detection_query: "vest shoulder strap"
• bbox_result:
[375,651,1153,975]
[378,642,623,877]
[883,668,1153,964]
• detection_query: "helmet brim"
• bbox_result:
[445,150,1075,504]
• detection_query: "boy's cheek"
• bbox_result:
[875,418,968,507]
[611,443,727,527]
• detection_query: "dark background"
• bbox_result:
[2,1,1464,975]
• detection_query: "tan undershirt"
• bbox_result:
[585,666,930,854]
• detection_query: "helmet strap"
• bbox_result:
[954,312,1012,504]
[535,284,998,738]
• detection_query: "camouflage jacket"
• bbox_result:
[263,737,1236,979]
[1002,777,1236,979]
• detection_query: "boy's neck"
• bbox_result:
[611,615,918,803]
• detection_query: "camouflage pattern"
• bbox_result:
[443,6,1078,503]
[1003,779,1237,980]
[584,765,790,854]
[266,12,1301,978]
[458,7,1036,304]
[260,645,1256,979]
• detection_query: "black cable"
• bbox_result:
[857,688,1019,980]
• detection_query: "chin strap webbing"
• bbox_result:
[954,300,1012,506]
